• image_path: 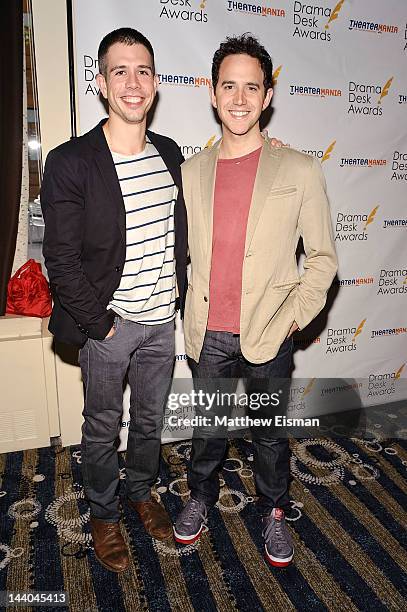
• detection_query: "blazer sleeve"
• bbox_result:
[292,156,338,330]
[41,149,115,340]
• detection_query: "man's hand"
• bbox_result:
[104,326,115,339]
[287,321,299,337]
[270,137,285,148]
[261,129,287,148]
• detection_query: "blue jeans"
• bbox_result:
[79,316,175,521]
[188,331,293,514]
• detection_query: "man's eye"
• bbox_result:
[139,70,150,76]
[115,70,125,76]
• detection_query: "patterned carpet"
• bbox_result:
[0,436,406,612]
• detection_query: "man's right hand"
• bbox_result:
[104,326,115,339]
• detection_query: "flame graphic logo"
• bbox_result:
[395,363,405,379]
[204,135,216,149]
[272,65,282,86]
[325,0,345,29]
[302,378,316,397]
[378,77,393,104]
[352,319,366,343]
[200,0,206,8]
[321,140,336,163]
[363,205,379,230]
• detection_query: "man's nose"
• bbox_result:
[126,71,141,89]
[233,88,246,105]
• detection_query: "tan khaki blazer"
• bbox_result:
[182,137,338,364]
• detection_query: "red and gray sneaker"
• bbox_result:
[263,507,294,567]
[173,498,208,544]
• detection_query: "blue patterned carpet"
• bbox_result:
[1,437,406,611]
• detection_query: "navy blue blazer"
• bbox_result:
[41,120,188,346]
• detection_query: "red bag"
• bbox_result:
[6,259,52,318]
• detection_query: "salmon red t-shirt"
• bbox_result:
[207,146,262,333]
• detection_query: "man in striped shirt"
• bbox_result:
[41,28,187,572]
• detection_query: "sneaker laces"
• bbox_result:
[263,510,291,553]
[180,498,207,527]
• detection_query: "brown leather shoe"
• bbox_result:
[90,517,129,572]
[128,498,173,540]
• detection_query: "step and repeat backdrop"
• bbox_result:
[71,0,407,442]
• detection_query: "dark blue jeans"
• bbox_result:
[188,331,293,514]
[79,316,175,521]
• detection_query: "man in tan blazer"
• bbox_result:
[174,34,338,567]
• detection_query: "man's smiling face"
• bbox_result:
[96,42,158,126]
[211,53,273,138]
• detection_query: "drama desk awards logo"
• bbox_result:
[302,140,336,163]
[159,0,208,22]
[376,269,407,296]
[326,318,366,354]
[348,77,393,115]
[334,205,379,242]
[83,55,99,96]
[390,151,407,181]
[180,134,216,158]
[368,363,405,399]
[293,0,344,41]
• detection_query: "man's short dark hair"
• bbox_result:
[212,33,273,92]
[98,28,155,77]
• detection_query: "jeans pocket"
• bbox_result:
[100,314,121,342]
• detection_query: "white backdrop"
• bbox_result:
[71,0,407,442]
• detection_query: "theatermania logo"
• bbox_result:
[371,327,407,339]
[334,205,379,242]
[368,363,405,399]
[382,217,407,230]
[335,276,374,288]
[157,73,211,87]
[376,268,407,296]
[159,0,208,22]
[348,77,394,115]
[348,18,398,35]
[292,0,344,42]
[302,140,336,164]
[290,85,341,98]
[325,319,366,354]
[339,156,387,168]
[226,1,285,18]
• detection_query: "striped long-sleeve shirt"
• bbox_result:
[108,140,177,325]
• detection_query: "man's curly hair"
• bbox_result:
[212,33,273,92]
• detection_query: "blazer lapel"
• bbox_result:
[91,122,126,244]
[200,140,221,264]
[147,130,181,189]
[244,138,282,254]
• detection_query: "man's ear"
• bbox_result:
[96,73,107,99]
[262,88,273,111]
[153,73,159,94]
[210,83,217,109]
